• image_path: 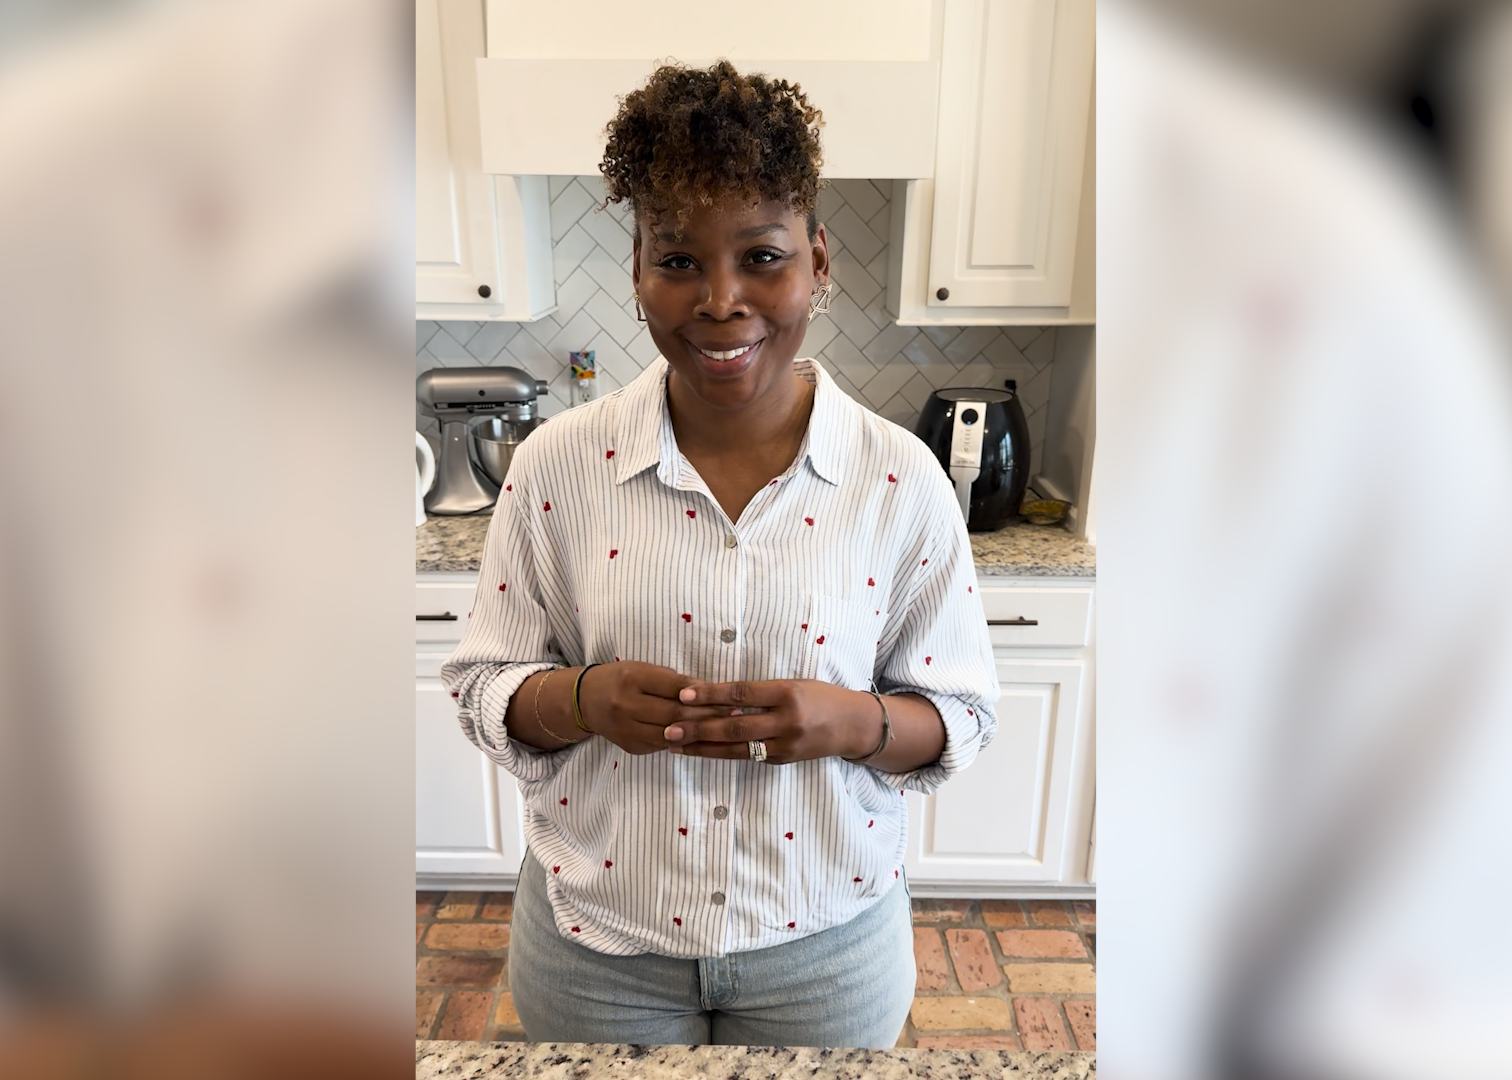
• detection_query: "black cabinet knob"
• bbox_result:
[936,287,950,301]
[477,284,492,299]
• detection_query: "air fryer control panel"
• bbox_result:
[949,403,987,469]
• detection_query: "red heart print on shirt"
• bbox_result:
[543,501,551,511]
[925,656,932,665]
[800,623,808,630]
[888,474,897,482]
[605,450,615,459]
[609,549,618,559]
[604,860,613,868]
[804,517,814,526]
[967,708,975,716]
[686,509,696,519]
[613,761,618,770]
[498,583,507,592]
[681,613,692,623]
[678,827,687,835]
[921,558,928,566]
[868,819,874,828]
[968,585,974,593]
[785,831,794,840]
[451,691,459,698]
[853,876,863,883]
[552,865,560,873]
[560,797,568,805]
[505,484,512,492]
[571,926,580,933]
[867,578,875,587]
[673,917,682,926]
[787,921,796,928]
[815,635,826,645]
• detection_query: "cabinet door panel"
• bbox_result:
[416,677,516,875]
[928,0,1093,308]
[415,0,502,305]
[904,657,1084,883]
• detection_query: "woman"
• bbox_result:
[441,60,998,1049]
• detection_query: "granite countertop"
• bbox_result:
[417,514,1093,579]
[416,1041,1095,1079]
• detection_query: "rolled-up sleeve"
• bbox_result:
[439,471,568,787]
[872,478,1000,795]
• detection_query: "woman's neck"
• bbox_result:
[665,367,815,466]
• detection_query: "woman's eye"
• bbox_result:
[658,255,694,270]
[749,249,786,265]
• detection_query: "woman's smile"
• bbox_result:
[685,336,764,378]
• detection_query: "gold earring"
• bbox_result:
[808,282,833,322]
[633,291,646,322]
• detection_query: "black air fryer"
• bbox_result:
[915,382,1031,531]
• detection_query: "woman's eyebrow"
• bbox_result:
[653,222,791,243]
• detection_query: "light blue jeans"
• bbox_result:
[508,845,916,1048]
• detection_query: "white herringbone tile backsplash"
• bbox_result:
[418,177,1059,467]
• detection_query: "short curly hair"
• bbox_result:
[599,59,825,241]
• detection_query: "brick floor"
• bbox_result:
[416,892,1095,1048]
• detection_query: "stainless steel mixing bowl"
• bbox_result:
[470,411,539,485]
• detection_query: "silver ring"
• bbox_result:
[748,740,768,763]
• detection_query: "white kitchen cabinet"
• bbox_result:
[416,0,554,321]
[887,0,1096,325]
[416,572,525,885]
[904,580,1096,895]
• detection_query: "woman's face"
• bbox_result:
[632,195,829,415]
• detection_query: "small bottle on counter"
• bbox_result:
[569,349,596,407]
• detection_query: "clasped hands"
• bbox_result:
[577,660,877,765]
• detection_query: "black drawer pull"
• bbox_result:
[987,617,1039,626]
[416,612,459,622]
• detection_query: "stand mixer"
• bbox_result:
[416,366,549,515]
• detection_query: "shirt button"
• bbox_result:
[719,628,736,643]
[712,805,728,820]
[724,534,737,549]
[711,891,726,905]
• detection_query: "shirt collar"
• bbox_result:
[611,356,854,487]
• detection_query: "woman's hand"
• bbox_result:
[576,661,734,756]
[663,679,881,764]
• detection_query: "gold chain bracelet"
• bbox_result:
[532,669,572,747]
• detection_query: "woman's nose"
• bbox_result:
[695,264,749,319]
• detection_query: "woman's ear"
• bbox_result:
[631,224,642,290]
[810,223,831,287]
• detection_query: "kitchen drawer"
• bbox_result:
[978,585,1092,648]
[415,581,477,645]
[416,650,452,679]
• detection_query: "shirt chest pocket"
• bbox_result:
[797,594,888,691]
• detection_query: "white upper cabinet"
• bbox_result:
[416,0,554,320]
[930,0,1094,308]
[889,0,1095,324]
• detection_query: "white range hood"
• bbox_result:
[476,0,942,178]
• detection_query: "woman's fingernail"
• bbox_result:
[665,726,682,741]
[679,687,697,703]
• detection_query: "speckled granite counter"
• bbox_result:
[415,1041,1095,1079]
[417,514,1094,579]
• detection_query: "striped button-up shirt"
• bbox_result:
[441,356,999,958]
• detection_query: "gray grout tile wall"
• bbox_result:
[417,177,1061,465]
